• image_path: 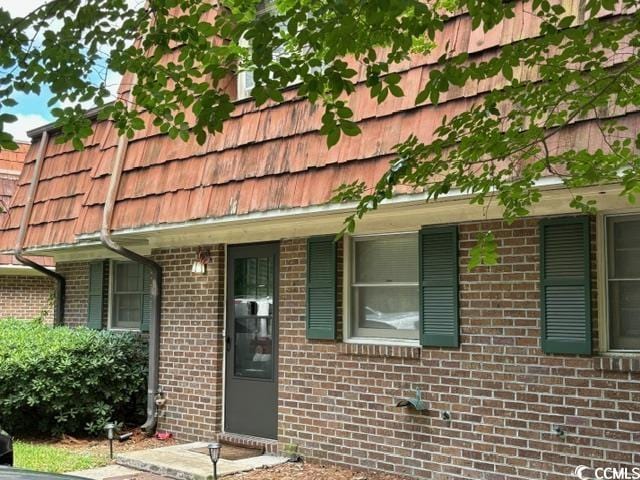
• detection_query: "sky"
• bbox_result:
[3,1,135,141]
[4,1,54,141]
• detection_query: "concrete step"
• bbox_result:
[115,442,288,480]
[217,432,278,455]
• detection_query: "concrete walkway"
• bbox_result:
[111,442,287,480]
[67,464,167,479]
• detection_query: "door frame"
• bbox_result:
[223,241,279,439]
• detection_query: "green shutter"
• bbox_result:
[141,266,151,333]
[306,236,337,340]
[87,261,104,329]
[540,216,591,354]
[420,225,459,347]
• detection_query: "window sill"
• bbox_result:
[593,355,640,372]
[338,340,421,360]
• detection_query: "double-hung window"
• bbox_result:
[110,260,146,330]
[347,233,420,342]
[604,214,640,351]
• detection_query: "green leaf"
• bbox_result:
[326,128,340,148]
[340,120,361,137]
[72,137,84,151]
[468,231,498,271]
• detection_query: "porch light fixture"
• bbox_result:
[192,247,212,275]
[207,442,221,480]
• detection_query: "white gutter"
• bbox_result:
[0,264,56,276]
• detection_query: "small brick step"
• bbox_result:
[217,432,278,455]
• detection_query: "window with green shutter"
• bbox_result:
[306,236,337,340]
[419,225,459,347]
[87,261,105,329]
[110,260,151,331]
[347,233,419,341]
[540,216,591,354]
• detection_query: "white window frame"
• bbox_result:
[343,231,421,346]
[107,260,143,331]
[236,0,318,100]
[237,35,255,100]
[597,211,640,354]
[237,1,276,100]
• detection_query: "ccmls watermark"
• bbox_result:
[574,465,640,480]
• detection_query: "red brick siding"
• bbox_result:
[51,217,640,479]
[152,246,225,441]
[56,251,225,441]
[277,218,640,480]
[0,274,54,323]
[57,261,90,328]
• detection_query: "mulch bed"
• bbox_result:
[231,462,407,480]
[20,428,178,457]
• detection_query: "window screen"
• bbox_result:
[606,215,640,350]
[350,234,419,340]
[112,261,144,329]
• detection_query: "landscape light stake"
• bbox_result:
[104,422,116,459]
[208,442,221,480]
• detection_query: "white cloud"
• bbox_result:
[4,113,50,141]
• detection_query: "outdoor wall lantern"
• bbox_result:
[395,388,427,411]
[552,424,566,438]
[192,247,212,275]
[207,442,221,480]
[104,422,116,459]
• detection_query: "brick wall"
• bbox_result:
[56,250,226,441]
[152,246,225,441]
[50,218,640,479]
[0,274,55,323]
[277,218,640,480]
[57,261,90,328]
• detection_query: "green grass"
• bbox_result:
[13,441,110,474]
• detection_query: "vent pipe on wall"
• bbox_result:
[14,131,66,324]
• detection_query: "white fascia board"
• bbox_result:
[0,264,55,276]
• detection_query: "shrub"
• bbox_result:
[0,319,147,437]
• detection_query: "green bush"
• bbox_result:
[0,319,147,437]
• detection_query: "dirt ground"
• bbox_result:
[27,428,177,457]
[24,432,405,480]
[232,462,407,480]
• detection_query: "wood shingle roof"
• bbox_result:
[0,2,636,251]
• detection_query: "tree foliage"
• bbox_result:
[0,0,639,264]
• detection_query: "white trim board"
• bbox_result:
[21,181,632,260]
